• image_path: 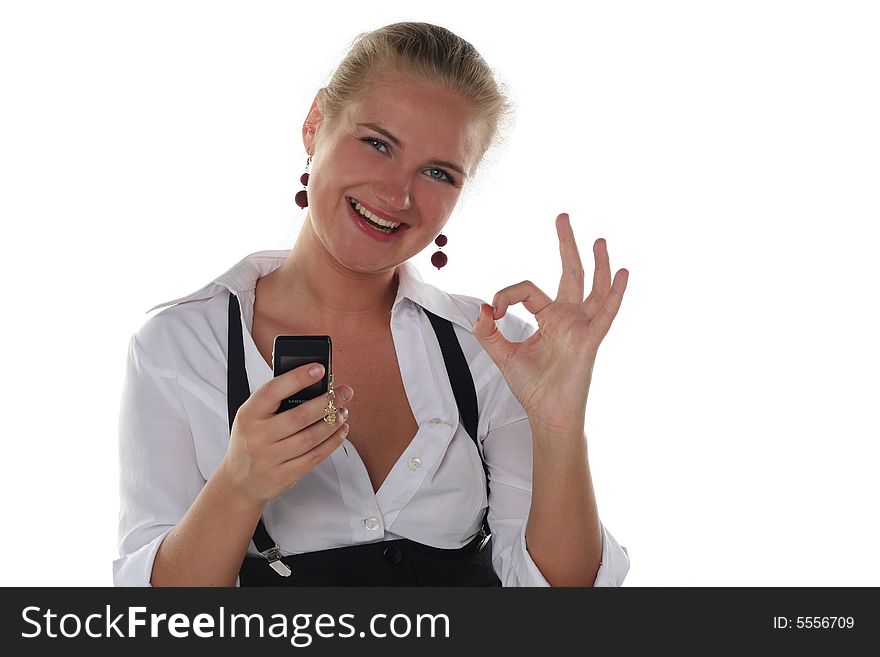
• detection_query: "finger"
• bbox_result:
[274,412,350,462]
[589,268,629,342]
[492,280,553,320]
[264,384,353,441]
[583,238,612,317]
[555,213,585,303]
[279,422,350,476]
[249,362,327,419]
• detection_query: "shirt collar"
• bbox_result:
[145,250,476,332]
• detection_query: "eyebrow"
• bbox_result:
[356,122,467,178]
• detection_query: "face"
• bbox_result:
[302,73,485,273]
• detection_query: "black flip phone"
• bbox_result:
[272,335,332,414]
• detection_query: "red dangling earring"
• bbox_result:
[295,155,312,208]
[431,233,448,269]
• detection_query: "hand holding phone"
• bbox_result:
[218,335,353,505]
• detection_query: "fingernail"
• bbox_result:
[340,407,349,420]
[309,364,324,377]
[340,386,354,401]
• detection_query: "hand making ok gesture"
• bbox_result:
[472,213,629,436]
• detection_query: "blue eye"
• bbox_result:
[363,137,390,153]
[362,136,456,185]
[426,167,455,185]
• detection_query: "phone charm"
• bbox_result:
[323,373,337,424]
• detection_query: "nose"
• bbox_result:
[372,174,412,213]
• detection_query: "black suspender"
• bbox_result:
[227,292,491,574]
[227,292,282,566]
[226,290,248,432]
[422,307,492,551]
[421,309,483,476]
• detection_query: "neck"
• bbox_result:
[264,215,400,327]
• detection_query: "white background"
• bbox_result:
[1,0,877,586]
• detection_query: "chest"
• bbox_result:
[251,313,420,495]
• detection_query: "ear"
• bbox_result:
[302,89,327,156]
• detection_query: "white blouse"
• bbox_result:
[114,250,630,586]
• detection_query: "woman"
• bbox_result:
[114,22,630,587]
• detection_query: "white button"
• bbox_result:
[364,517,380,531]
[428,417,443,424]
[407,457,422,471]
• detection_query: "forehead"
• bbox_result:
[342,74,484,174]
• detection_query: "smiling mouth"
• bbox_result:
[347,197,406,233]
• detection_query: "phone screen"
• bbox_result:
[272,335,332,414]
[277,355,324,399]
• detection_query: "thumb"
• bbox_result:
[472,303,513,367]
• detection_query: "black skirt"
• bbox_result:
[239,534,501,587]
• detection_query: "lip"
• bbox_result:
[345,197,410,242]
[347,196,407,226]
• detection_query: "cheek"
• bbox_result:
[331,140,372,176]
[421,188,460,223]
[313,141,368,192]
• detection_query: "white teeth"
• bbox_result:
[351,199,401,229]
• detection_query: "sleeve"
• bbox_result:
[113,334,207,586]
[482,417,630,587]
[479,315,630,587]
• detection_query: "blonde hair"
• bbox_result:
[319,22,514,174]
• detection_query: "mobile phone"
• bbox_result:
[272,335,332,414]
